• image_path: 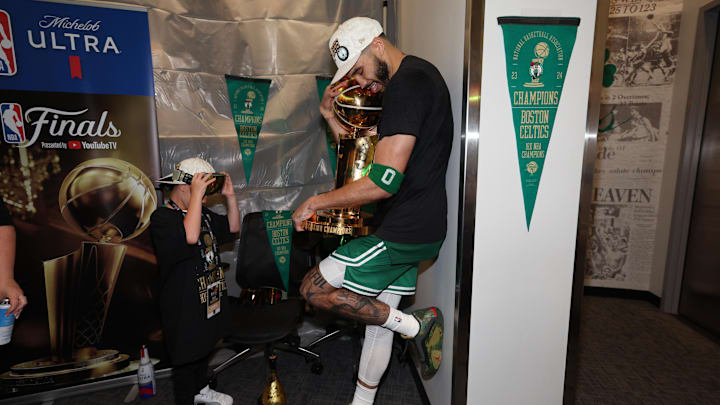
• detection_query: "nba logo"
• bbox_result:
[0,10,16,76]
[1,103,25,144]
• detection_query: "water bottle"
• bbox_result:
[0,299,14,345]
[138,345,156,398]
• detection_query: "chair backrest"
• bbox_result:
[235,212,317,295]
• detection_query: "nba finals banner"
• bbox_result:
[316,76,338,176]
[0,0,160,398]
[498,17,580,229]
[225,75,271,184]
[262,211,294,290]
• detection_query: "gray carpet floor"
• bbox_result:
[19,296,720,404]
[51,335,422,405]
[575,296,720,405]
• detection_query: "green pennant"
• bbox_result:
[498,17,580,229]
[225,75,271,184]
[262,210,294,291]
[316,76,338,176]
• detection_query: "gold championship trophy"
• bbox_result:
[1,158,156,391]
[302,81,383,236]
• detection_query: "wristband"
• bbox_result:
[368,164,404,194]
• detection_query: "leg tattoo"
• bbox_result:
[300,266,390,326]
[328,289,389,325]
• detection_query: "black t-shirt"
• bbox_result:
[150,205,234,365]
[0,197,12,226]
[375,55,453,244]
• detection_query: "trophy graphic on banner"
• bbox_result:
[0,158,156,390]
[525,41,550,88]
[303,80,382,236]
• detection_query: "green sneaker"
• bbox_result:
[405,306,444,378]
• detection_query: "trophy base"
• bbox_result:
[302,211,372,236]
[10,348,121,374]
[0,348,130,392]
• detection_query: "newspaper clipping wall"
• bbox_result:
[585,0,683,290]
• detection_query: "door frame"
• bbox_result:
[662,2,720,313]
[452,1,483,404]
[563,1,610,403]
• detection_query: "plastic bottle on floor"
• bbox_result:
[138,345,156,398]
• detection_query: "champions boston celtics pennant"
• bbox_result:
[316,76,338,176]
[225,75,271,184]
[498,17,580,229]
[262,210,294,291]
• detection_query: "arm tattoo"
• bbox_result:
[300,266,329,301]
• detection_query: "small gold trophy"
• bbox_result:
[258,354,286,405]
[303,81,383,236]
[0,158,155,391]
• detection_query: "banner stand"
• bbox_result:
[0,0,161,399]
[0,368,173,405]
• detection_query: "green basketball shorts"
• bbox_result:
[318,235,444,296]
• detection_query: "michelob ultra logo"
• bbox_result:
[0,1,154,97]
[28,14,120,54]
[1,105,121,148]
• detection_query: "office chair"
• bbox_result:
[209,212,323,388]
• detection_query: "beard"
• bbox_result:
[375,55,389,84]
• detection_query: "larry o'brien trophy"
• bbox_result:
[0,158,156,391]
[303,81,382,236]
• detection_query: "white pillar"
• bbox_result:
[468,1,598,404]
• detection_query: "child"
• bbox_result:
[151,157,240,405]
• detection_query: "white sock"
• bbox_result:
[381,307,419,337]
[352,381,377,405]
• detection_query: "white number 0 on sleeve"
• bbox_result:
[381,168,396,185]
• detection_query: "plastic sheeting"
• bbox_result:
[91,0,387,294]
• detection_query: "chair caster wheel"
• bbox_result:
[286,334,301,347]
[311,361,323,374]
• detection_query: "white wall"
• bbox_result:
[468,1,597,404]
[395,1,466,404]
